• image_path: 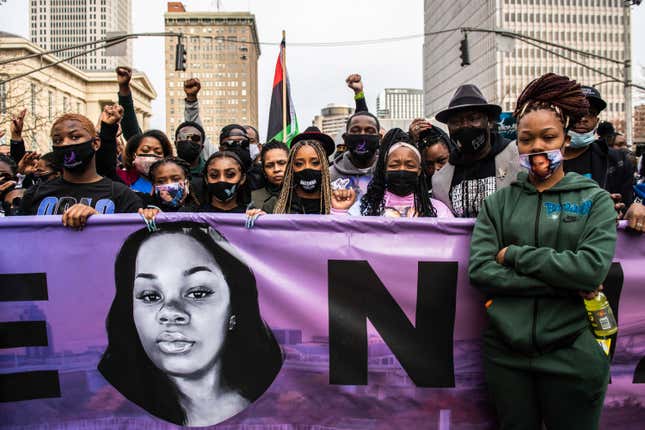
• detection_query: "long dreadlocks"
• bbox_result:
[514,73,589,129]
[273,140,332,214]
[360,128,437,217]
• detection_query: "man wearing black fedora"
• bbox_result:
[431,84,521,217]
[564,86,643,232]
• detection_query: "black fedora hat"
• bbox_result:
[435,84,502,124]
[291,126,336,157]
[581,86,607,113]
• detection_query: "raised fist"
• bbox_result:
[10,109,27,140]
[345,74,363,94]
[184,78,201,102]
[100,104,124,125]
[116,66,132,87]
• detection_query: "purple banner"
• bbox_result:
[0,214,643,429]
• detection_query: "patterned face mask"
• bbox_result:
[519,149,563,181]
[154,181,188,207]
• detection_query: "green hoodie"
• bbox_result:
[469,171,617,355]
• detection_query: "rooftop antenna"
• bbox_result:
[211,0,222,11]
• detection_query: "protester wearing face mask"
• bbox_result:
[141,157,198,212]
[174,120,208,203]
[469,74,616,430]
[181,151,248,213]
[219,124,263,191]
[0,154,21,216]
[116,130,172,194]
[31,152,62,185]
[19,113,142,228]
[273,133,353,215]
[564,86,642,231]
[250,140,289,213]
[245,125,262,164]
[432,85,521,218]
[412,123,453,195]
[330,112,380,215]
[359,128,452,218]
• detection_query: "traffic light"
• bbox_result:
[459,34,470,67]
[175,39,187,71]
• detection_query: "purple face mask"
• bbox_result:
[519,149,563,180]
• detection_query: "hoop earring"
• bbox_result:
[228,314,237,331]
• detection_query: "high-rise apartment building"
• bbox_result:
[424,0,629,126]
[164,2,260,139]
[312,104,354,137]
[29,0,132,71]
[376,88,424,120]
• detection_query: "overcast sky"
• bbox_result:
[1,0,644,139]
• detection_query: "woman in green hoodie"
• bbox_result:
[469,73,617,430]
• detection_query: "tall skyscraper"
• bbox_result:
[29,0,132,71]
[164,2,260,139]
[423,0,629,126]
[376,88,424,120]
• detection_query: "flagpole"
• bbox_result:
[281,30,287,143]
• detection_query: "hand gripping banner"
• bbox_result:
[0,214,643,429]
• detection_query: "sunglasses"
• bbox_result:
[179,134,202,142]
[221,139,249,148]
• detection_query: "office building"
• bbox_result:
[164,2,260,139]
[29,0,132,71]
[376,88,424,120]
[423,0,629,126]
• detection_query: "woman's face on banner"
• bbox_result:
[132,233,231,377]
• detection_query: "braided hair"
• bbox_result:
[513,73,589,129]
[360,128,437,217]
[149,156,200,207]
[273,140,332,215]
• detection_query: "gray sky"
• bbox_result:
[1,0,644,139]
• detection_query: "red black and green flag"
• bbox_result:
[267,36,298,145]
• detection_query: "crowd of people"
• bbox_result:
[0,67,644,428]
[2,67,643,229]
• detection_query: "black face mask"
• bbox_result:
[208,181,239,202]
[53,139,96,172]
[176,140,202,163]
[386,170,418,197]
[294,169,322,193]
[32,172,56,186]
[451,127,489,154]
[344,134,380,163]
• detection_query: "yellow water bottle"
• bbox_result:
[584,292,617,355]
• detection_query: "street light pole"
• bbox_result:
[624,1,633,148]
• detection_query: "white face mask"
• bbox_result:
[249,143,261,160]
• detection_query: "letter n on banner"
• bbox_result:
[328,261,457,387]
[0,273,61,402]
